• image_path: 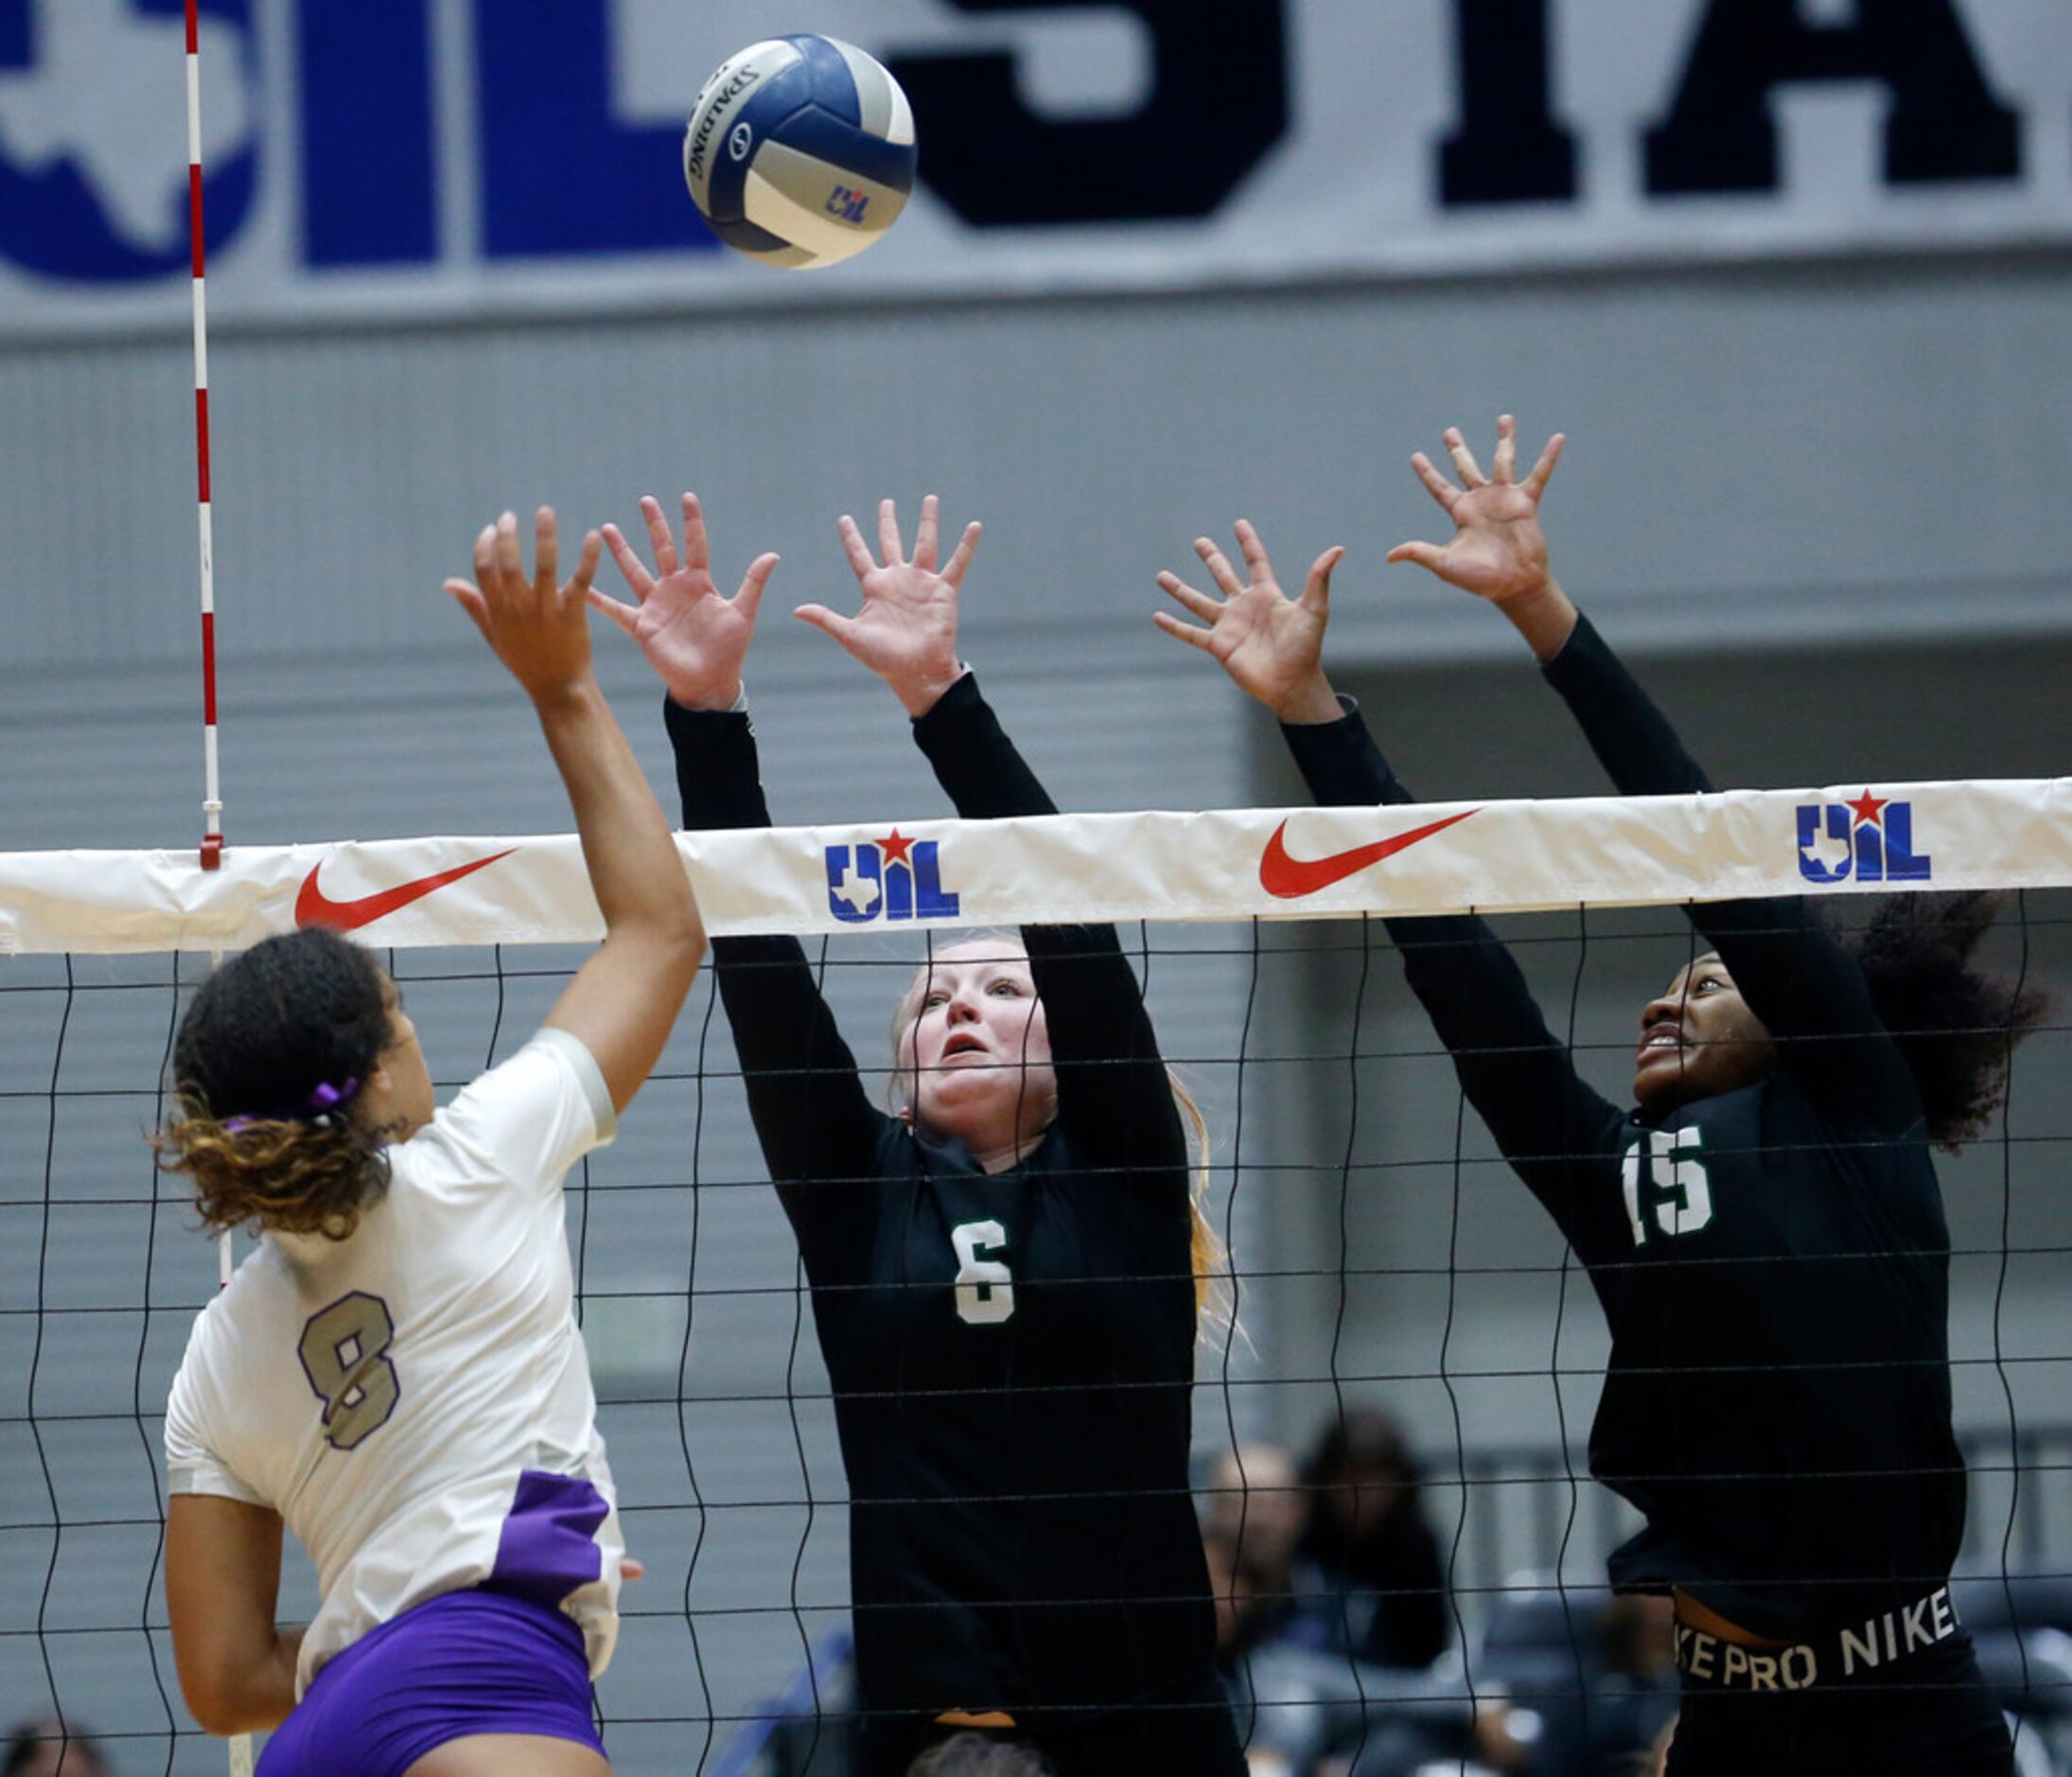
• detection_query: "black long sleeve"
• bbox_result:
[1280,702,1632,1267]
[664,696,885,1251]
[1540,615,1919,1134]
[911,673,1184,1183]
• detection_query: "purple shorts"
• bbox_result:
[257,1589,605,1777]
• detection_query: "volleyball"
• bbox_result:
[683,34,918,270]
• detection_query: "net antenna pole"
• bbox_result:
[187,0,223,874]
[187,10,251,1773]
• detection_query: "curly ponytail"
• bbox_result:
[153,928,396,1240]
[1849,891,2050,1151]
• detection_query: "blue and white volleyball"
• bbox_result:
[684,35,917,270]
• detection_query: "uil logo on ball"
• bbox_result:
[825,831,960,924]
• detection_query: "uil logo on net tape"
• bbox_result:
[1796,789,1933,886]
[825,829,959,924]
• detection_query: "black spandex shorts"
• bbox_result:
[1665,1630,2011,1777]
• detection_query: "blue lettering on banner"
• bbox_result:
[0,1,2063,310]
[0,0,259,281]
[826,835,960,924]
[1797,792,1933,885]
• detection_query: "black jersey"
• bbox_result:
[1280,615,1965,1642]
[666,677,1219,1723]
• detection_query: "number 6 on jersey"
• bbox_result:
[951,1220,1015,1325]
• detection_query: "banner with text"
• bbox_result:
[3,0,2069,337]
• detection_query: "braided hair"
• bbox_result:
[154,926,396,1240]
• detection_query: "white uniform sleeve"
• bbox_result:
[414,1029,616,1203]
[165,1316,268,1505]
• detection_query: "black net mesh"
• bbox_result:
[1,889,2067,1775]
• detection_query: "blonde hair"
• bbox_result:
[887,934,1231,1329]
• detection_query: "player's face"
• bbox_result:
[898,940,1056,1155]
[1633,953,1777,1115]
[355,973,436,1141]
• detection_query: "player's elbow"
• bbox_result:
[177,1651,281,1737]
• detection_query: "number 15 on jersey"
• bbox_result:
[1622,1127,1713,1245]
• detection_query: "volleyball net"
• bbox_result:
[3,781,2069,1774]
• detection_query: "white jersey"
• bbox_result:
[165,1029,623,1695]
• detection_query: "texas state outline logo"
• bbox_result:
[1796,789,1932,885]
[0,0,257,282]
[825,829,960,924]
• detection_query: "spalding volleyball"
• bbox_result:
[684,35,917,270]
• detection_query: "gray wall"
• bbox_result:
[2,248,2069,1771]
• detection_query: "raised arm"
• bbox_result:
[444,508,700,1114]
[1155,520,1633,1262]
[802,496,1181,1170]
[588,494,885,1219]
[1390,418,1914,1127]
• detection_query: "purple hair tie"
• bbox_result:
[220,1077,360,1133]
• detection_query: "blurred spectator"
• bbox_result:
[1291,1408,1449,1671]
[1206,1443,1310,1578]
[1,1719,109,1777]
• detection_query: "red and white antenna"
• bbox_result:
[185,8,250,1769]
[186,0,223,873]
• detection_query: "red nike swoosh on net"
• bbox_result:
[295,850,517,933]
[1258,809,1480,899]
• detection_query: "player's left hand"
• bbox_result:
[1388,413,1565,607]
[445,506,604,704]
[1153,520,1343,725]
[797,495,981,717]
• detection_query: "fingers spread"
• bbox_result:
[565,528,603,598]
[941,520,982,589]
[532,506,559,600]
[1194,537,1245,600]
[1492,414,1518,484]
[794,603,856,643]
[836,514,876,580]
[1156,570,1221,623]
[913,493,940,573]
[1301,545,1343,611]
[1410,452,1461,514]
[1522,431,1568,499]
[443,578,491,639]
[679,492,710,573]
[641,496,679,578]
[583,584,642,637]
[1151,608,1216,652]
[471,522,498,592]
[492,511,524,594]
[1235,519,1274,586]
[735,552,781,620]
[1443,426,1487,488]
[602,524,654,600]
[1387,540,1448,572]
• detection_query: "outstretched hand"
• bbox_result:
[588,493,781,711]
[797,495,981,717]
[445,507,604,703]
[1388,414,1578,659]
[1153,520,1344,724]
